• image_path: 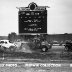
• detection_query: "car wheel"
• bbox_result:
[41,45,48,52]
[9,46,16,52]
[65,46,68,51]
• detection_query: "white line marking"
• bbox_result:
[3,61,31,64]
[50,60,70,61]
[7,58,42,61]
[4,58,71,62]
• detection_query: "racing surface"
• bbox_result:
[0,46,72,72]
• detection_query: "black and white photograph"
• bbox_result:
[0,0,72,72]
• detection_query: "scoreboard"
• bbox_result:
[18,2,48,34]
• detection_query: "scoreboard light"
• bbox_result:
[28,3,37,10]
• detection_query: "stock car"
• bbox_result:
[64,40,72,51]
[0,40,16,52]
[31,37,52,52]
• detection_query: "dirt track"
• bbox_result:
[0,46,72,62]
[0,46,72,72]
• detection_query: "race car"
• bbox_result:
[64,40,72,51]
[32,36,52,52]
[0,40,16,52]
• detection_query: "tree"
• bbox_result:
[8,32,17,42]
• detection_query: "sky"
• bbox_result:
[0,0,72,36]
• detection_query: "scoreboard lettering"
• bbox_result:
[18,2,48,34]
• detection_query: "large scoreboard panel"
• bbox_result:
[18,3,47,34]
[19,10,47,34]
